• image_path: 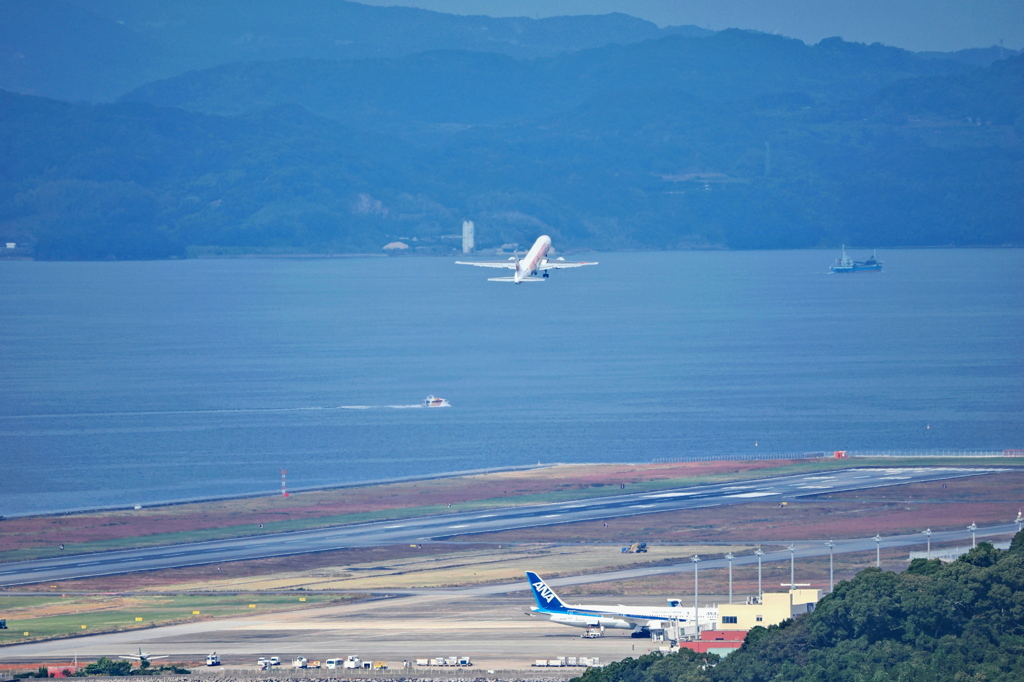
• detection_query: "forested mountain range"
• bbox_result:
[1,1,1022,259]
[1,0,708,101]
[574,534,1024,682]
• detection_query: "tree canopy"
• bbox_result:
[573,532,1024,682]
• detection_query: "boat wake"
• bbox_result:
[3,403,439,420]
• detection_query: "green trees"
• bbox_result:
[82,657,132,676]
[572,532,1024,682]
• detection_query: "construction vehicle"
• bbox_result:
[621,542,648,553]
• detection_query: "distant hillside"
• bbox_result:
[120,31,973,134]
[1,28,1021,259]
[0,0,708,101]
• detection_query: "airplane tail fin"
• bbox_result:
[526,571,568,612]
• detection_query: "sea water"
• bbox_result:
[1,249,1022,516]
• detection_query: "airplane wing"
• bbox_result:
[455,260,516,269]
[487,276,545,282]
[536,259,598,271]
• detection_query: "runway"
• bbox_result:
[0,466,998,587]
[0,518,1017,669]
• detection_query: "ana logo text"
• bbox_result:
[533,580,556,603]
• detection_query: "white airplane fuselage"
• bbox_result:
[454,234,595,283]
[526,571,718,634]
[515,235,552,283]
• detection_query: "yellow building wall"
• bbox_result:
[717,589,821,631]
[791,588,822,607]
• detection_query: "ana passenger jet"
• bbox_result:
[525,571,718,637]
[456,235,597,283]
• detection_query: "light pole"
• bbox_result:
[924,528,932,560]
[692,555,701,635]
[726,552,734,604]
[873,534,882,568]
[968,522,977,548]
[754,548,764,601]
[1016,510,1023,533]
[825,540,835,592]
[787,545,796,590]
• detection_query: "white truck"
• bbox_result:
[205,653,220,667]
[342,655,362,669]
[291,657,308,669]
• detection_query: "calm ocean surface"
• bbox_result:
[1,249,1022,517]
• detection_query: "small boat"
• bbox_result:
[830,245,882,273]
[423,395,451,408]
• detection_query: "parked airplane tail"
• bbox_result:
[526,571,569,612]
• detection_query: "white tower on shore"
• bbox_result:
[462,220,475,254]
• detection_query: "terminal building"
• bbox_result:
[675,589,822,657]
[717,588,822,631]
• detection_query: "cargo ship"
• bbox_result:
[830,246,882,273]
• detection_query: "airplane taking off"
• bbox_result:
[456,235,596,283]
[525,571,718,638]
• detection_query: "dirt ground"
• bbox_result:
[2,462,1019,653]
[460,471,1024,544]
[8,468,1020,597]
[0,461,804,555]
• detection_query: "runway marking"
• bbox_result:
[629,504,655,508]
[645,491,698,499]
[448,525,469,529]
[541,514,561,518]
[383,525,405,529]
[729,492,776,498]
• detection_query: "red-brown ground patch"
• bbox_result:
[461,471,1024,544]
[0,460,800,554]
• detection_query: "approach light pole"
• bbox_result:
[754,548,764,601]
[825,540,836,592]
[873,534,882,568]
[692,555,701,635]
[726,553,734,604]
[1016,510,1023,533]
[968,522,977,548]
[787,545,796,590]
[924,528,932,560]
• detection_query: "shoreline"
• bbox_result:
[0,464,549,521]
